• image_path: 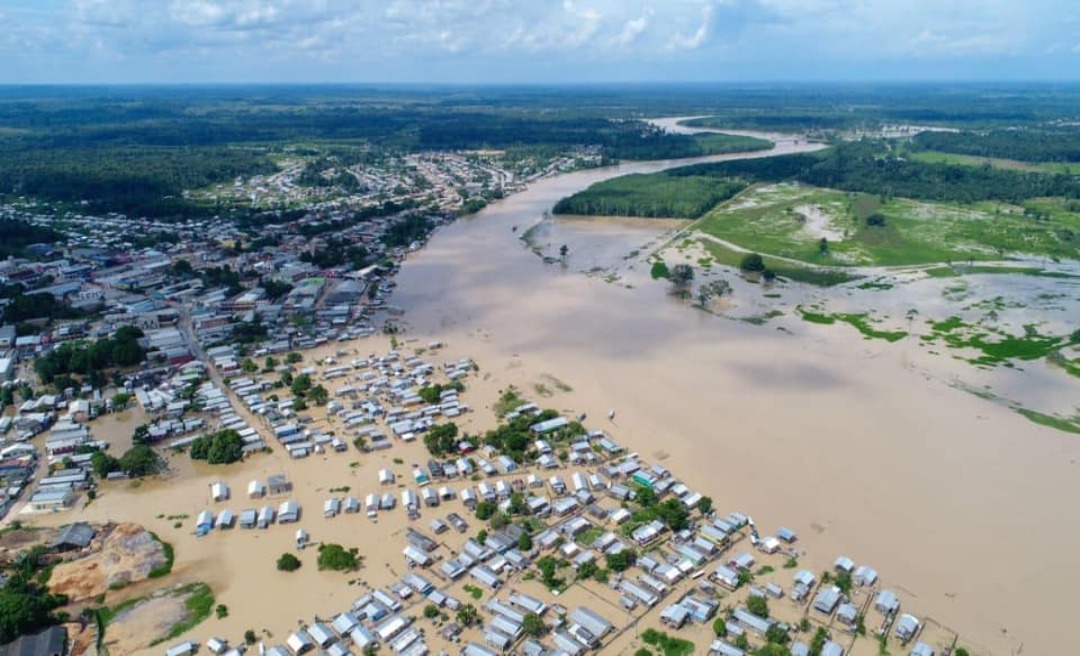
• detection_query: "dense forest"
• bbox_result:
[671,140,1080,205]
[558,138,1080,220]
[0,220,62,258]
[3,84,1080,218]
[912,129,1080,163]
[553,175,747,218]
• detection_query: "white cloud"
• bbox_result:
[0,0,1073,81]
[667,4,712,51]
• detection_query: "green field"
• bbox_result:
[693,183,1080,267]
[908,150,1076,175]
[698,240,858,287]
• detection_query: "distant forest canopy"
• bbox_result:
[560,139,1080,219]
[911,129,1080,163]
[672,140,1080,205]
[553,175,747,219]
[0,219,62,258]
[2,84,1080,218]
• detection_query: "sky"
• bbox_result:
[2,0,1079,84]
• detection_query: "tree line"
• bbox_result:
[553,175,747,219]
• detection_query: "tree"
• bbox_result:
[456,603,478,627]
[286,352,303,364]
[508,492,526,515]
[762,268,777,283]
[118,444,163,477]
[475,500,497,520]
[518,532,533,552]
[606,549,636,572]
[670,264,694,297]
[577,560,598,580]
[132,423,151,445]
[317,544,359,571]
[740,252,766,273]
[291,373,312,396]
[242,358,258,373]
[866,213,887,227]
[423,604,440,619]
[244,630,257,645]
[277,553,301,572]
[696,495,713,515]
[476,530,488,545]
[91,451,121,478]
[522,613,545,637]
[765,624,789,645]
[189,429,244,465]
[264,356,279,371]
[712,617,727,637]
[308,385,329,406]
[819,237,829,254]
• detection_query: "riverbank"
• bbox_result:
[387,136,1080,654]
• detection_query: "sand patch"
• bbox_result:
[49,523,168,601]
[103,585,204,654]
[795,204,846,242]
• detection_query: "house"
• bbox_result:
[164,641,198,656]
[660,603,691,629]
[278,500,300,523]
[248,479,267,498]
[569,607,612,639]
[469,565,502,590]
[834,556,855,574]
[239,509,258,529]
[853,565,878,587]
[257,505,275,528]
[307,623,336,648]
[50,522,95,552]
[909,643,934,656]
[895,614,920,641]
[268,474,291,495]
[325,497,342,518]
[821,642,843,656]
[211,482,230,502]
[875,590,900,615]
[286,630,315,654]
[196,511,215,535]
[812,586,842,615]
[215,509,235,529]
[0,625,67,656]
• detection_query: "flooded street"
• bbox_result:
[391,131,1080,654]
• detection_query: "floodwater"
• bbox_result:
[391,131,1080,654]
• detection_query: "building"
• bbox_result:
[49,522,95,552]
[0,625,66,656]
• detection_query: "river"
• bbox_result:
[391,125,1078,654]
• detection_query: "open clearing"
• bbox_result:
[693,183,1080,267]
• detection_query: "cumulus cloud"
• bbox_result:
[0,0,1074,81]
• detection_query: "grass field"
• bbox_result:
[693,183,1080,267]
[908,150,1077,175]
[698,239,858,287]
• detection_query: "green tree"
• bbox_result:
[244,630,257,645]
[476,530,488,545]
[456,603,478,627]
[90,451,121,478]
[242,358,258,373]
[317,544,359,571]
[696,495,713,515]
[423,604,439,619]
[712,617,727,637]
[118,444,163,477]
[132,423,151,445]
[747,594,769,619]
[606,549,636,572]
[276,553,301,572]
[308,385,329,406]
[518,532,533,551]
[189,429,244,465]
[475,500,497,521]
[286,352,303,364]
[522,612,545,637]
[740,252,766,273]
[670,263,694,297]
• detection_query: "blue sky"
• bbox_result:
[2,0,1078,83]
